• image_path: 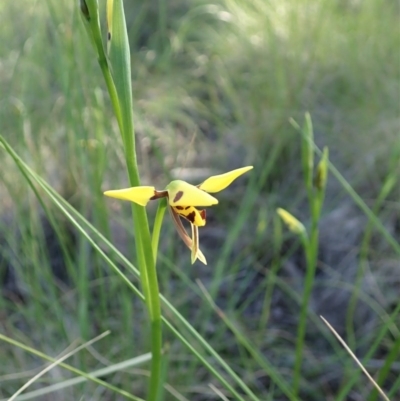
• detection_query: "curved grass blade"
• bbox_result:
[7,332,111,401]
[1,354,151,401]
[0,332,144,401]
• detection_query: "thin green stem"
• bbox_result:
[123,120,162,401]
[292,116,328,395]
[152,198,167,263]
[292,229,318,395]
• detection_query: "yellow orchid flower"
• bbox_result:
[104,166,253,264]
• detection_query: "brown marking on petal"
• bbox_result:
[173,191,184,203]
[185,206,190,210]
[175,206,184,210]
[185,211,196,223]
[200,210,206,221]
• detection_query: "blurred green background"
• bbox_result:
[0,0,399,400]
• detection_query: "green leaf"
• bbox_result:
[107,0,135,150]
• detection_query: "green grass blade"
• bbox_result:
[1,354,151,401]
[198,280,298,401]
[0,332,144,401]
[7,332,111,401]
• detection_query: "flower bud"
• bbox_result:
[277,208,305,235]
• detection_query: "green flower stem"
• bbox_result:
[293,213,319,395]
[131,205,163,401]
[152,198,167,263]
[119,65,163,401]
[292,115,325,396]
[80,2,163,399]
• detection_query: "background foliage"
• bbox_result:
[0,0,399,400]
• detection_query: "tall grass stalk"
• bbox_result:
[80,1,162,399]
[293,153,328,393]
[282,115,328,395]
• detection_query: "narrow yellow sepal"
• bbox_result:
[196,249,207,265]
[192,248,207,264]
[277,208,305,235]
[199,166,253,193]
[166,180,218,207]
[104,186,155,206]
[191,225,207,265]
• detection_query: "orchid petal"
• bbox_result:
[198,166,253,193]
[169,207,207,264]
[173,206,206,227]
[166,180,218,207]
[196,248,207,265]
[191,224,207,265]
[169,206,192,249]
[104,186,155,206]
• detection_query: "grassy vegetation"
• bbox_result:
[0,0,399,400]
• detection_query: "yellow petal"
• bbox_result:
[169,207,207,264]
[173,206,206,227]
[104,186,155,206]
[166,180,218,207]
[198,166,253,193]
